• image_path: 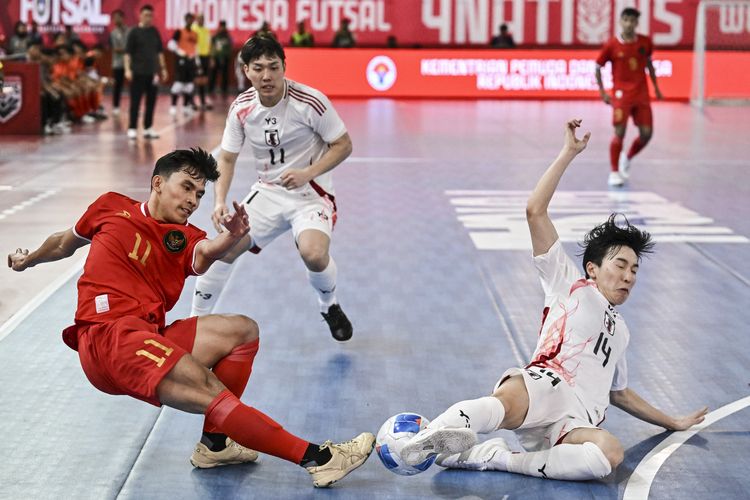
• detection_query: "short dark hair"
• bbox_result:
[621,7,640,18]
[140,4,154,13]
[240,34,285,65]
[579,214,654,278]
[152,148,219,184]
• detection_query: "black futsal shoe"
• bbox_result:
[322,304,353,342]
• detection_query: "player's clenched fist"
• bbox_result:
[8,248,30,272]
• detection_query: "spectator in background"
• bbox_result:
[124,4,168,140]
[192,14,212,110]
[491,24,515,48]
[26,40,67,134]
[29,21,43,46]
[109,9,129,116]
[332,18,355,48]
[290,20,314,47]
[234,52,247,92]
[63,25,80,44]
[8,21,30,57]
[167,12,200,117]
[255,21,277,39]
[209,21,233,97]
[387,35,398,48]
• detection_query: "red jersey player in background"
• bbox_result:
[595,7,663,187]
[7,148,374,488]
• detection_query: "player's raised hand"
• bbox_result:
[670,406,709,431]
[221,201,250,238]
[280,168,312,190]
[211,202,229,233]
[8,248,30,272]
[564,119,591,155]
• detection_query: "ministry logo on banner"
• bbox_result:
[446,190,749,250]
[0,76,22,123]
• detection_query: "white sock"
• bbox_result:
[307,257,338,312]
[505,442,612,480]
[190,260,234,316]
[426,396,505,434]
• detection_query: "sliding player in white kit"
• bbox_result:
[191,35,354,341]
[399,119,708,480]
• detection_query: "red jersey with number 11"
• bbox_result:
[596,34,653,101]
[72,192,206,329]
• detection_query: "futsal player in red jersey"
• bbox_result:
[7,148,374,488]
[595,7,663,187]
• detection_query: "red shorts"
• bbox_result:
[612,95,652,128]
[70,315,198,406]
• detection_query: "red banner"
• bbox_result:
[282,47,750,99]
[3,0,749,50]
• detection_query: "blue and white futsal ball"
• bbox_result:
[375,413,435,476]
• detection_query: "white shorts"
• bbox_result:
[242,183,336,253]
[493,366,597,452]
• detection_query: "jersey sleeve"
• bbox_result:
[595,40,611,67]
[311,93,347,143]
[73,192,116,241]
[533,239,583,306]
[183,225,208,276]
[220,103,247,153]
[610,354,628,391]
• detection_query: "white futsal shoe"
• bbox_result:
[608,171,625,187]
[618,151,631,180]
[190,438,259,468]
[400,427,478,467]
[435,437,512,471]
[127,128,137,140]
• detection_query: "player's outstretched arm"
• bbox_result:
[7,228,89,272]
[610,388,708,431]
[194,201,249,274]
[280,132,353,190]
[595,66,611,105]
[526,119,590,256]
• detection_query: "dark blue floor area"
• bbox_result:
[1,100,748,499]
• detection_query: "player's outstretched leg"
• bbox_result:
[438,439,615,481]
[401,396,506,466]
[159,353,374,487]
[608,128,626,187]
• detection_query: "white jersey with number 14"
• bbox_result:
[529,239,630,425]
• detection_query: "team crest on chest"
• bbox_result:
[603,310,616,336]
[265,129,281,147]
[164,230,187,253]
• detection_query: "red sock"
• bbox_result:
[609,136,623,172]
[627,136,647,159]
[203,339,259,433]
[87,91,97,112]
[204,390,309,464]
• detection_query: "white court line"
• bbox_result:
[623,395,750,500]
[0,254,87,343]
[346,157,431,163]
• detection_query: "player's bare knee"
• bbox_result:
[300,248,329,272]
[590,432,624,469]
[237,315,259,344]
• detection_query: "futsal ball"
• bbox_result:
[375,413,435,476]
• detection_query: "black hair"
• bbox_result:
[141,4,154,12]
[621,7,641,18]
[152,148,219,184]
[579,213,654,278]
[112,9,124,16]
[239,34,285,65]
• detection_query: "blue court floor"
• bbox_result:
[0,96,748,499]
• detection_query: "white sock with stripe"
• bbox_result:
[190,260,234,316]
[307,257,338,312]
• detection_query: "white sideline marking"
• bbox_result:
[623,395,750,500]
[0,254,87,343]
[0,189,58,220]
